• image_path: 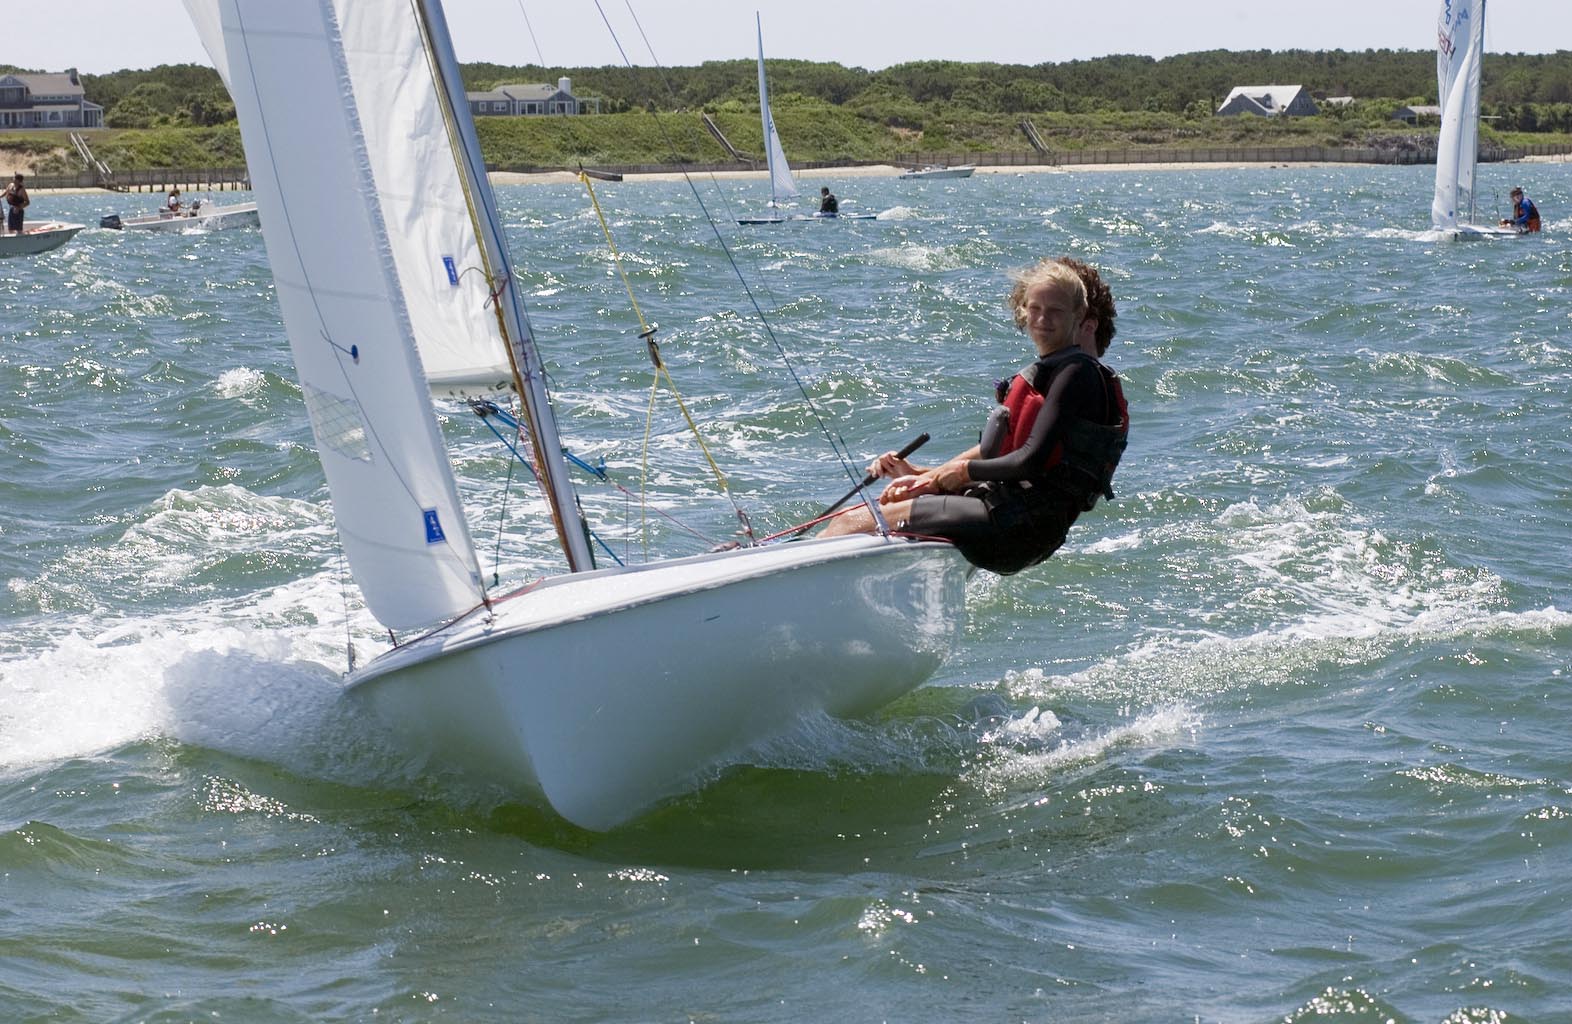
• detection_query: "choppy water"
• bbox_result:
[3,165,1570,1022]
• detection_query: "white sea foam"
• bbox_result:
[214,366,266,399]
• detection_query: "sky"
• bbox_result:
[7,0,1569,76]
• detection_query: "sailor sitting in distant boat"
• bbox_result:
[819,187,838,214]
[821,258,1128,575]
[166,188,183,214]
[1500,187,1541,233]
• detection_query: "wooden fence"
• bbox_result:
[26,166,250,192]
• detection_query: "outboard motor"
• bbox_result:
[98,213,123,230]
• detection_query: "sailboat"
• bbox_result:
[185,0,969,831]
[1431,0,1515,239]
[737,14,874,226]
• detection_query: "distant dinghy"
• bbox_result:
[1431,0,1516,240]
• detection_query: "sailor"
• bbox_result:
[822,258,1128,575]
[167,188,183,214]
[819,186,838,214]
[4,173,29,234]
[1500,187,1541,233]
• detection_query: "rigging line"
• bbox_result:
[578,169,734,498]
[479,400,719,548]
[513,0,546,67]
[471,403,627,566]
[489,399,522,588]
[595,0,877,505]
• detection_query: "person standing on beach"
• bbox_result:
[4,174,29,234]
[819,186,838,214]
[1500,187,1541,233]
[820,258,1128,575]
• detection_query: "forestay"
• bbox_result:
[189,0,486,629]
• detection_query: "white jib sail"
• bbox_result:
[756,14,798,207]
[194,0,486,630]
[1433,0,1484,230]
[186,0,513,398]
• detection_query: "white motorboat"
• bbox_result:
[102,199,260,232]
[185,0,969,831]
[899,165,977,180]
[0,221,85,257]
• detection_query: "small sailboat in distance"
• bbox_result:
[737,13,874,225]
[1431,0,1515,239]
[184,0,967,830]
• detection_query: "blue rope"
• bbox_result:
[472,402,624,567]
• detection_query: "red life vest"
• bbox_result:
[981,350,1129,507]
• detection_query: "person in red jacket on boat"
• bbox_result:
[822,258,1128,574]
[1500,187,1541,233]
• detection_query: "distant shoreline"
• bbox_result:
[29,152,1568,195]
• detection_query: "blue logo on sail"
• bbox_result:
[423,508,446,544]
[442,256,458,286]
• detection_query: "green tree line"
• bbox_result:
[4,50,1571,172]
[5,48,1570,128]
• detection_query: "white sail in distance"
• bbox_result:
[190,0,487,629]
[756,14,798,207]
[1433,0,1485,230]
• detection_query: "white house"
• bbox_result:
[1215,85,1318,118]
[0,69,104,129]
[467,76,600,117]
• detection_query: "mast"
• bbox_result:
[412,0,597,573]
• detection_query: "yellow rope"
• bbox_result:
[578,170,733,508]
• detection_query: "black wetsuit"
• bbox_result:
[820,192,838,214]
[903,348,1126,574]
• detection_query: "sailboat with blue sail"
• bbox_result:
[183,0,968,831]
[1431,0,1515,239]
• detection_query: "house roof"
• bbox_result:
[1218,85,1308,115]
[5,72,85,98]
[465,83,574,104]
[497,84,564,101]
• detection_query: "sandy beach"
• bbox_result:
[26,151,1565,195]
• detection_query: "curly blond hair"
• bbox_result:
[1006,259,1088,336]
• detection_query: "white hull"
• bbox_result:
[116,202,260,232]
[348,535,969,830]
[899,165,976,180]
[0,222,84,256]
[1445,223,1521,240]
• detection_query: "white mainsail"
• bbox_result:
[756,14,798,207]
[1433,0,1486,230]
